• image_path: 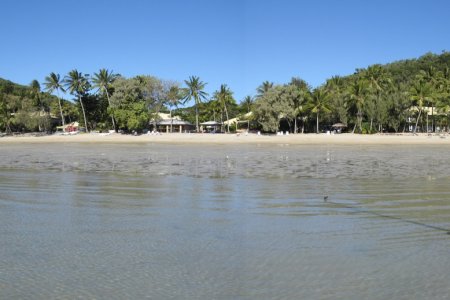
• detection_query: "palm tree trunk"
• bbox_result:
[79,95,89,133]
[414,109,422,134]
[105,90,117,132]
[223,102,230,133]
[316,112,319,134]
[195,104,199,132]
[357,110,363,133]
[294,117,298,134]
[432,104,434,132]
[57,91,65,127]
[170,108,173,133]
[5,115,12,134]
[448,114,450,133]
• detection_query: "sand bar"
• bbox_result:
[1,132,450,145]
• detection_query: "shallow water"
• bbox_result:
[1,143,450,299]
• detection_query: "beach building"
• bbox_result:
[408,106,449,132]
[200,121,222,133]
[150,113,194,133]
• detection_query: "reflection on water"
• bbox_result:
[1,144,450,299]
[2,143,450,179]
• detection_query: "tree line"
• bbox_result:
[1,52,450,134]
[252,52,450,133]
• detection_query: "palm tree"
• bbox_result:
[64,69,90,133]
[44,73,66,127]
[30,80,41,105]
[417,66,439,132]
[0,92,12,134]
[209,98,222,122]
[216,84,234,133]
[326,75,343,91]
[183,76,208,132]
[309,87,331,134]
[256,81,273,98]
[166,85,183,132]
[410,80,433,133]
[436,95,450,132]
[347,78,369,133]
[363,65,391,132]
[92,69,118,132]
[326,75,349,127]
[287,79,311,133]
[242,95,253,113]
[30,80,48,131]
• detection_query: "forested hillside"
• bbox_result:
[252,52,450,133]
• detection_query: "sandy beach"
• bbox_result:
[1,132,450,145]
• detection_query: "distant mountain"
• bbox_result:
[0,77,31,95]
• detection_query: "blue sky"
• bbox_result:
[1,0,450,105]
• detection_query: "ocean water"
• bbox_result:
[1,143,450,299]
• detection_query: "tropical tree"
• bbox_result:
[326,75,348,126]
[216,84,234,133]
[30,80,41,106]
[0,90,13,133]
[109,76,149,132]
[410,79,433,133]
[207,98,222,122]
[253,85,294,133]
[166,85,184,132]
[308,87,331,133]
[29,80,49,131]
[44,72,66,127]
[347,78,369,133]
[145,77,169,131]
[242,95,253,113]
[417,66,441,131]
[288,78,311,133]
[92,69,118,132]
[362,65,392,132]
[384,82,412,132]
[183,76,208,132]
[436,67,450,128]
[64,69,90,132]
[0,82,21,133]
[256,81,274,98]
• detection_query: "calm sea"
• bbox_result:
[1,143,450,299]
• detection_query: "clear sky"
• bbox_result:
[1,0,450,105]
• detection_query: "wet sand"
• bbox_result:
[1,132,450,145]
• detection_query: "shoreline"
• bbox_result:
[1,132,450,145]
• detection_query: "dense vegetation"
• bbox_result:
[1,52,450,134]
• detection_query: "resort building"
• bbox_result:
[200,121,222,133]
[150,113,194,133]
